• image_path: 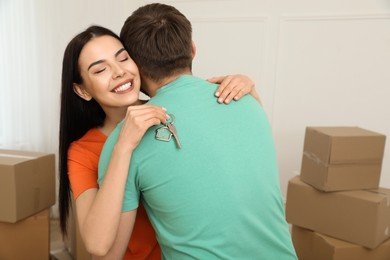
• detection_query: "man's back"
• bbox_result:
[99,75,297,259]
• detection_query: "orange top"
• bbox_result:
[68,128,160,259]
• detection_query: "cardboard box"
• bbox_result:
[0,149,56,223]
[285,176,390,249]
[300,126,386,191]
[0,209,50,259]
[292,225,390,260]
[301,155,382,191]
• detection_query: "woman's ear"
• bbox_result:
[191,41,196,59]
[73,83,92,101]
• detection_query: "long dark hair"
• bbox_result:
[59,25,122,237]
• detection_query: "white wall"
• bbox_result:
[2,0,389,216]
[159,0,390,196]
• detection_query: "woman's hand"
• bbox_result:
[117,104,169,151]
[208,74,261,105]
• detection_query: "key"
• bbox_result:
[155,113,182,149]
[155,125,172,141]
[166,122,182,149]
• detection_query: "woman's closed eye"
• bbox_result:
[94,67,106,74]
[120,56,129,62]
[118,53,130,62]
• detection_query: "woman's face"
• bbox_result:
[75,35,141,110]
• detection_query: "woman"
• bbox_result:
[59,25,259,259]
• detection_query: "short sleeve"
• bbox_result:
[68,143,99,199]
[122,159,140,212]
[98,121,140,212]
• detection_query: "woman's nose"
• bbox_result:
[112,64,125,78]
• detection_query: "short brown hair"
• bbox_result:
[120,3,193,83]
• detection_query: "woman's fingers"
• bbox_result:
[126,105,168,126]
[207,76,226,85]
[118,105,170,150]
[208,74,255,104]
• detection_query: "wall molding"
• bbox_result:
[190,15,269,111]
[270,12,390,128]
[280,13,390,22]
[145,0,235,3]
[191,16,268,23]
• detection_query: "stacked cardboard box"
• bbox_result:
[285,127,390,259]
[0,149,55,259]
[300,126,384,192]
[292,225,390,260]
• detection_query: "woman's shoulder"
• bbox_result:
[69,128,107,157]
[73,128,106,145]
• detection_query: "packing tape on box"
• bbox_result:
[303,151,328,166]
[0,153,36,159]
[303,150,381,166]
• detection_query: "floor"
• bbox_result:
[50,219,73,260]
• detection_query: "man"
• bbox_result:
[98,3,297,259]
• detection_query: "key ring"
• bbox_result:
[166,114,175,124]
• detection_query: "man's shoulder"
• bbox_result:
[103,121,122,149]
[97,121,123,183]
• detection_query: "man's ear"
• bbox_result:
[191,41,196,59]
[73,83,92,101]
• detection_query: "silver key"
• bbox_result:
[166,122,182,149]
[155,125,172,141]
[155,113,182,149]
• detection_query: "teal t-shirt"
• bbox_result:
[98,75,297,260]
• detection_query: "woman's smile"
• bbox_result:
[112,80,133,93]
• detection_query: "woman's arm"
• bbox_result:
[74,104,168,257]
[207,74,262,105]
[91,211,136,260]
[76,144,133,257]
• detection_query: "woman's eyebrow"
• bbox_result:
[115,48,126,57]
[87,48,126,71]
[88,60,104,71]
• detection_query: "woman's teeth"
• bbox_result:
[114,82,132,93]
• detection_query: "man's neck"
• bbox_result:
[143,71,192,97]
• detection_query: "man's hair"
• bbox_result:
[120,3,193,83]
